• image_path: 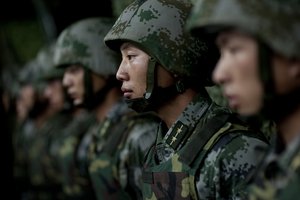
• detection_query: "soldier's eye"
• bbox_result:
[229,46,241,54]
[67,65,81,73]
[228,44,243,55]
[127,55,134,60]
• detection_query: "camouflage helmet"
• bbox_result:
[54,17,119,77]
[187,0,300,59]
[18,59,38,86]
[36,42,64,81]
[104,0,215,85]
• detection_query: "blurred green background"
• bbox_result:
[0,0,113,78]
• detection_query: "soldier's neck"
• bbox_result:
[278,104,300,145]
[95,87,122,122]
[157,88,197,128]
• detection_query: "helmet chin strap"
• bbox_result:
[126,57,187,113]
[258,42,300,122]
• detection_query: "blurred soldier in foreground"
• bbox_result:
[187,0,300,199]
[104,0,269,199]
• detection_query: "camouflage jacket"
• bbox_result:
[88,99,160,200]
[27,112,72,199]
[57,110,97,199]
[13,119,37,195]
[142,93,269,200]
[248,133,300,200]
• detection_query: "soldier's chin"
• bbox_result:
[73,98,83,106]
[237,105,261,117]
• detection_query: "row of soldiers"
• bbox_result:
[12,0,299,199]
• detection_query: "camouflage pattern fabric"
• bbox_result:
[53,17,119,77]
[13,119,36,197]
[142,93,269,199]
[206,85,276,141]
[57,111,97,199]
[205,85,227,107]
[88,99,160,200]
[187,0,300,60]
[206,86,276,143]
[104,0,216,86]
[27,112,72,199]
[187,1,299,199]
[248,134,300,200]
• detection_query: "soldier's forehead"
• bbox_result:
[120,42,140,51]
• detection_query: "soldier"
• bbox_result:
[26,42,73,199]
[13,59,40,199]
[104,0,269,199]
[187,0,300,199]
[53,17,120,199]
[54,17,160,200]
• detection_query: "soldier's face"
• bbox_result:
[213,30,264,116]
[117,42,149,99]
[16,84,35,121]
[63,65,85,106]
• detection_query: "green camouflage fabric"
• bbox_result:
[88,99,160,200]
[27,112,72,199]
[35,41,65,81]
[187,0,300,59]
[13,47,61,197]
[142,93,269,199]
[13,118,36,197]
[112,0,134,17]
[187,2,300,199]
[14,60,39,185]
[104,0,214,85]
[54,17,119,77]
[248,134,300,200]
[57,111,97,199]
[205,85,227,107]
[18,59,39,86]
[206,85,276,143]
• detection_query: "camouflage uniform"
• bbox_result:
[54,17,160,200]
[142,95,269,200]
[187,0,300,199]
[248,134,300,200]
[13,51,57,198]
[58,113,98,199]
[13,60,39,195]
[104,0,269,199]
[26,43,73,199]
[53,17,120,199]
[88,99,160,200]
[27,112,72,199]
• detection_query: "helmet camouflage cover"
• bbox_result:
[36,42,65,81]
[104,0,217,85]
[187,0,300,59]
[54,17,119,77]
[18,59,39,85]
